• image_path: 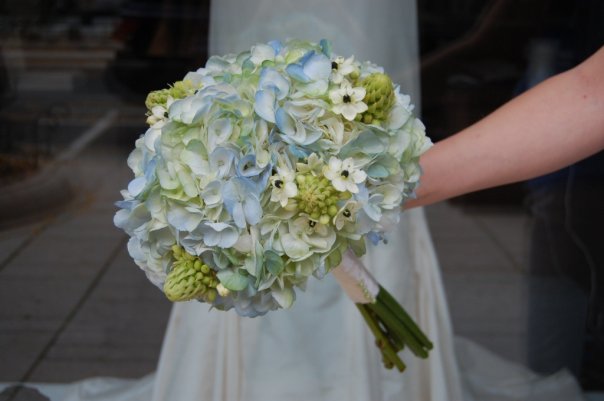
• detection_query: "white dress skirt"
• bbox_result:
[151,209,463,401]
[2,1,585,400]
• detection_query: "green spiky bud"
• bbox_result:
[164,246,217,303]
[145,88,171,111]
[294,171,356,226]
[361,73,395,123]
[145,80,199,111]
[164,260,207,302]
[168,80,197,99]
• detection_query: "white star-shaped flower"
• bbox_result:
[270,167,298,207]
[146,96,175,127]
[330,56,356,84]
[329,83,367,121]
[323,157,366,193]
[333,200,362,230]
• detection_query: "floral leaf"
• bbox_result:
[217,269,249,291]
[265,250,284,276]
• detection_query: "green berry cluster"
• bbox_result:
[164,245,218,303]
[359,73,395,124]
[145,80,199,111]
[295,173,350,225]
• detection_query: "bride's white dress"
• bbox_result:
[3,1,585,400]
[148,2,461,399]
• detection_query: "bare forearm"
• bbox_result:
[408,46,604,208]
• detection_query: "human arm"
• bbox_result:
[407,46,604,208]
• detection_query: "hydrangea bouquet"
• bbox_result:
[115,39,432,371]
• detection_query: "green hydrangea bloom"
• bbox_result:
[145,80,199,111]
[361,73,395,124]
[164,245,218,302]
[295,172,351,225]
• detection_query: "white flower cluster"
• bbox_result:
[114,39,431,317]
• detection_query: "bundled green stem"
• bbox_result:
[358,285,433,371]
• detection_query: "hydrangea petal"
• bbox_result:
[254,89,276,123]
[259,68,290,100]
[243,196,262,225]
[281,233,310,260]
[303,53,331,81]
[285,64,310,83]
[272,287,295,309]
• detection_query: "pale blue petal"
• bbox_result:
[367,164,390,178]
[201,180,222,205]
[363,202,382,222]
[144,158,157,183]
[367,231,384,245]
[127,237,146,261]
[208,118,233,150]
[280,233,310,260]
[201,222,239,248]
[113,209,132,230]
[217,229,239,248]
[202,229,220,247]
[209,147,236,178]
[114,199,133,210]
[268,40,282,54]
[232,203,246,229]
[275,108,295,136]
[303,53,331,81]
[181,146,208,175]
[254,89,276,123]
[288,144,309,159]
[285,64,310,83]
[243,195,262,225]
[298,127,322,145]
[250,43,275,64]
[127,177,147,197]
[114,204,150,233]
[259,68,290,100]
[204,221,231,231]
[298,50,314,65]
[254,168,271,194]
[205,55,231,72]
[166,206,203,232]
[237,154,263,178]
[300,80,328,96]
[222,180,239,215]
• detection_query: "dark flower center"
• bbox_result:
[331,61,338,70]
[341,170,349,178]
[274,179,283,189]
[343,94,352,103]
[343,209,352,218]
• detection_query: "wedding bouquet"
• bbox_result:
[115,39,432,371]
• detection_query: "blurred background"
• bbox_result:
[0,0,602,399]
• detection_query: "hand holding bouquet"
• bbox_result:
[115,39,432,371]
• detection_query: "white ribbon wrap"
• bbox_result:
[331,251,380,304]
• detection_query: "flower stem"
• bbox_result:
[377,286,434,350]
[356,304,407,372]
[369,300,429,359]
